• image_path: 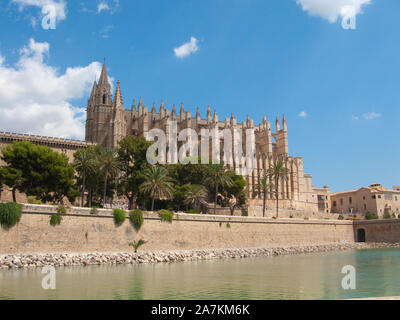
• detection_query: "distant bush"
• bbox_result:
[272,216,277,220]
[0,202,22,229]
[392,213,396,219]
[27,197,42,205]
[219,222,222,227]
[90,207,99,215]
[113,209,126,226]
[187,209,200,214]
[365,213,379,220]
[338,215,344,220]
[57,205,67,214]
[383,213,391,219]
[130,209,144,231]
[50,214,62,226]
[158,209,173,223]
[226,222,231,229]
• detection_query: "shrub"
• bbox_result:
[50,214,62,226]
[129,239,147,253]
[27,197,42,205]
[365,212,379,220]
[226,222,231,229]
[187,209,201,214]
[57,205,67,214]
[129,209,144,231]
[0,202,23,230]
[383,213,391,219]
[113,209,126,226]
[272,216,277,220]
[90,207,99,215]
[219,222,222,227]
[158,209,173,223]
[392,213,396,219]
[338,215,344,220]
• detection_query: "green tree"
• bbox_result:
[224,170,247,215]
[139,166,174,211]
[184,184,208,212]
[204,164,233,215]
[254,176,274,217]
[267,160,290,218]
[171,184,191,211]
[117,136,151,209]
[73,148,96,207]
[98,148,120,208]
[0,167,23,203]
[0,141,78,204]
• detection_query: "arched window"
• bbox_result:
[103,94,106,104]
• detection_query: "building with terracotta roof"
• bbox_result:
[330,183,400,217]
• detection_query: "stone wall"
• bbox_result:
[354,220,400,243]
[0,204,356,254]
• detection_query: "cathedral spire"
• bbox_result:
[207,105,212,121]
[131,99,136,112]
[113,80,124,110]
[213,110,218,123]
[282,114,287,131]
[275,116,280,131]
[90,80,97,100]
[98,63,110,86]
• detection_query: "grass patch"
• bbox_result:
[158,209,173,223]
[113,209,126,226]
[57,205,67,214]
[50,214,62,226]
[365,212,379,220]
[27,197,42,205]
[129,209,144,231]
[0,202,22,230]
[186,209,200,214]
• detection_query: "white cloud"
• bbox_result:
[12,0,67,21]
[0,39,104,140]
[298,111,308,118]
[97,2,110,13]
[174,37,199,58]
[352,112,381,120]
[363,112,381,120]
[296,0,371,23]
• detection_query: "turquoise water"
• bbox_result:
[1,248,400,300]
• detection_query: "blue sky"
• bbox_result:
[0,0,399,192]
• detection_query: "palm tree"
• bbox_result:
[254,176,274,217]
[73,149,96,207]
[98,149,120,208]
[184,184,208,212]
[204,164,233,215]
[267,160,290,218]
[139,166,174,211]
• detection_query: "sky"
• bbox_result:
[0,0,399,192]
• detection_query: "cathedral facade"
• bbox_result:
[85,64,326,212]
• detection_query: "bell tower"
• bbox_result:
[85,63,113,147]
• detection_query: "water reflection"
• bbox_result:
[0,248,399,300]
